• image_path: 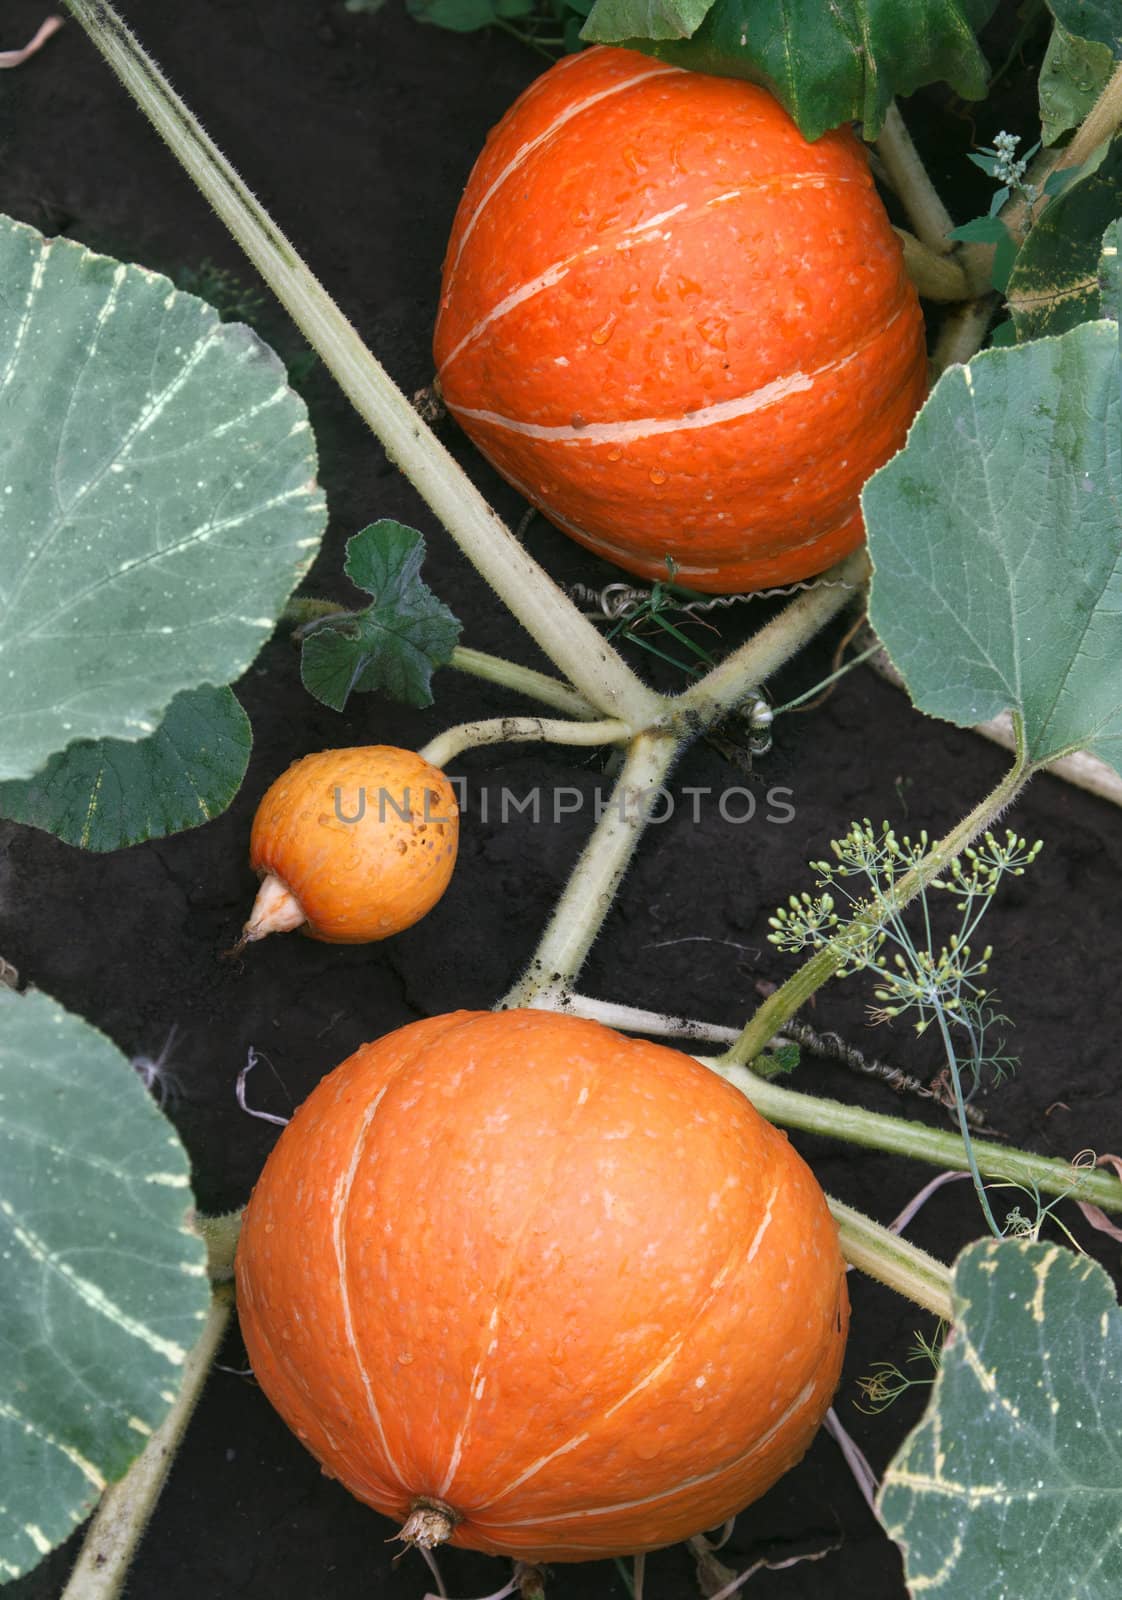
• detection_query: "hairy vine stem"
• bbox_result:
[712,1058,1122,1216]
[503,731,680,1007]
[419,715,629,769]
[62,1288,234,1600]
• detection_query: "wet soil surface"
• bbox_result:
[1,3,1118,1597]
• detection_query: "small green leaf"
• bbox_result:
[0,685,251,851]
[0,216,326,783]
[949,214,1020,289]
[949,215,1009,243]
[1007,138,1122,339]
[1039,18,1116,146]
[864,321,1122,773]
[300,521,462,712]
[879,1238,1122,1600]
[0,988,209,1580]
[581,0,997,142]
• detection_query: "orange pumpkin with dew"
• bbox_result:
[235,1010,849,1560]
[242,746,458,946]
[434,46,927,594]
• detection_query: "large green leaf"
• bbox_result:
[1007,139,1122,338]
[300,521,462,712]
[581,0,998,141]
[0,685,251,851]
[0,215,326,783]
[1039,18,1116,146]
[1046,0,1122,54]
[0,988,209,1580]
[879,1238,1122,1600]
[864,320,1122,773]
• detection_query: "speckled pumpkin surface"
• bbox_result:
[248,746,458,943]
[435,46,927,593]
[236,1009,849,1560]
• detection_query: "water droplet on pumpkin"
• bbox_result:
[398,1351,415,1365]
[676,275,702,299]
[606,448,622,462]
[620,282,641,305]
[649,467,667,485]
[622,145,644,175]
[590,315,616,346]
[697,317,727,352]
[685,348,704,373]
[633,1436,664,1461]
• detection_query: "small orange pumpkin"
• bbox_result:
[236,1010,848,1560]
[242,746,458,945]
[435,46,927,594]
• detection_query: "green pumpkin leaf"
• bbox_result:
[1039,19,1116,146]
[1007,138,1122,338]
[1045,0,1122,54]
[300,521,462,712]
[864,321,1122,773]
[0,987,209,1580]
[0,685,251,851]
[0,215,326,783]
[581,0,998,142]
[879,1238,1122,1600]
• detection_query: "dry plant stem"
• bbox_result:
[62,1287,234,1600]
[63,0,661,733]
[503,732,678,1007]
[419,715,629,769]
[712,1059,1122,1215]
[875,103,958,256]
[723,733,1031,1066]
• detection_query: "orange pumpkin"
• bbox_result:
[435,46,927,594]
[236,1010,848,1560]
[242,746,458,945]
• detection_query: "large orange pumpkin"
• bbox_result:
[236,1010,849,1560]
[434,46,927,594]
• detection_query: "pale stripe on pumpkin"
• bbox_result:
[447,303,907,446]
[447,64,684,279]
[475,1374,819,1530]
[331,1086,406,1489]
[478,1183,781,1511]
[438,176,861,377]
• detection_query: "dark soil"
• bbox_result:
[1,4,1118,1597]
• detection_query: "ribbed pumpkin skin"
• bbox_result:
[236,1010,849,1560]
[248,747,458,943]
[435,46,927,594]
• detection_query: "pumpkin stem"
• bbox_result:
[242,872,308,943]
[399,1498,458,1550]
